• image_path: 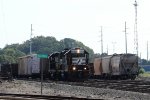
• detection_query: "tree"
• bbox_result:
[141,59,150,65]
[0,36,95,63]
[0,48,25,63]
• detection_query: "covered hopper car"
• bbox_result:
[93,54,139,80]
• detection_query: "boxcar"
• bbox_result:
[18,54,49,78]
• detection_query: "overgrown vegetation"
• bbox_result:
[139,66,150,77]
[139,72,150,77]
[139,67,145,74]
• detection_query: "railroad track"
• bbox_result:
[0,93,99,100]
[57,79,150,94]
[8,78,150,95]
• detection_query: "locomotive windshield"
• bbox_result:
[71,49,85,57]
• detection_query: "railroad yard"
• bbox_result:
[1,0,150,99]
[0,76,150,100]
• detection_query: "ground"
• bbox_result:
[0,77,150,100]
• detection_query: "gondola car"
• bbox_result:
[48,48,89,80]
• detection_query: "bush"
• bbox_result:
[139,67,145,74]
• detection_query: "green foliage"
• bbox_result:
[0,48,25,63]
[140,59,150,65]
[140,72,150,77]
[18,36,61,54]
[139,67,145,74]
[0,36,94,63]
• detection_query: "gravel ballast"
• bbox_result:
[0,80,150,100]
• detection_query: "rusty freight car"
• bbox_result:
[93,54,139,80]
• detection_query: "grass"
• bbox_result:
[140,72,150,77]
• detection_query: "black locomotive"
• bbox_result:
[49,48,89,80]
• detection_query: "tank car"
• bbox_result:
[48,48,89,80]
[93,54,139,80]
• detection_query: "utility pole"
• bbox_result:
[124,22,128,54]
[147,41,149,62]
[133,0,138,57]
[140,52,142,65]
[30,24,33,55]
[72,42,74,48]
[112,42,116,54]
[100,26,103,55]
[63,39,65,49]
[107,45,108,55]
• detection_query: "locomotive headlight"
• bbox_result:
[73,67,76,70]
[84,67,87,70]
[77,49,80,53]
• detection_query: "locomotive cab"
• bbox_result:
[65,48,89,79]
[48,48,89,80]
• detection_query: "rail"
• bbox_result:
[0,93,103,100]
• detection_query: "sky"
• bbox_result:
[0,0,150,59]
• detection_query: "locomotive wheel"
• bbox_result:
[50,73,55,80]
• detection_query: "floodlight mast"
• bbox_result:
[133,0,138,57]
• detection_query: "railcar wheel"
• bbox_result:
[59,72,65,81]
[131,75,136,80]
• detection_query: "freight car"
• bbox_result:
[48,48,89,80]
[0,63,18,79]
[93,54,139,80]
[18,54,49,78]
